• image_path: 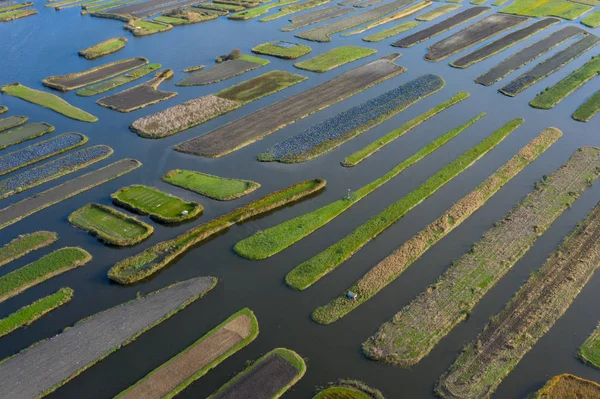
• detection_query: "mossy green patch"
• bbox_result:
[294,46,376,72]
[0,231,58,268]
[252,41,312,59]
[78,37,126,60]
[216,70,307,104]
[163,169,260,200]
[501,0,591,19]
[363,21,419,42]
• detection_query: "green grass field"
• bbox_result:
[581,8,600,26]
[313,380,384,399]
[580,324,600,369]
[573,90,600,122]
[0,84,97,122]
[111,185,202,223]
[79,37,126,59]
[294,46,377,72]
[163,169,260,200]
[69,203,153,246]
[252,41,311,59]
[216,70,307,104]
[363,21,419,42]
[0,288,73,338]
[0,8,37,22]
[285,118,522,290]
[417,4,460,20]
[343,92,469,166]
[234,111,482,261]
[229,0,298,19]
[0,247,90,303]
[501,0,592,19]
[0,106,6,114]
[260,0,330,21]
[126,19,172,36]
[530,55,600,110]
[0,231,58,268]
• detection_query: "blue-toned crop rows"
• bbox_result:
[0,145,113,199]
[258,74,444,163]
[0,132,86,176]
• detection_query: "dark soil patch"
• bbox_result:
[177,59,263,86]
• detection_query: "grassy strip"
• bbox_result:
[582,9,600,27]
[573,90,600,122]
[125,19,172,36]
[0,122,54,150]
[501,0,591,20]
[344,1,430,36]
[0,8,37,22]
[260,0,330,21]
[533,374,600,398]
[416,4,459,20]
[111,184,202,223]
[0,83,97,122]
[229,0,298,19]
[0,115,27,132]
[313,379,384,399]
[69,203,153,246]
[163,169,260,200]
[196,2,244,11]
[313,128,560,325]
[530,55,600,109]
[252,41,311,59]
[79,37,127,60]
[0,2,33,13]
[0,288,73,338]
[0,247,91,304]
[363,21,419,42]
[285,118,521,291]
[108,179,326,284]
[343,92,469,167]
[76,63,161,97]
[0,106,6,114]
[216,70,307,104]
[184,64,205,73]
[258,74,445,163]
[0,231,58,268]
[294,46,376,72]
[437,197,600,398]
[363,146,600,367]
[114,308,259,399]
[207,348,306,399]
[580,323,600,369]
[236,112,481,260]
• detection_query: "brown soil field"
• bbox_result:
[438,199,600,399]
[425,13,528,62]
[175,54,405,158]
[97,70,177,112]
[476,25,585,86]
[363,147,600,367]
[295,0,413,42]
[177,59,265,86]
[281,6,355,31]
[42,57,148,91]
[532,374,600,398]
[392,6,490,47]
[117,313,255,399]
[0,159,141,231]
[0,277,217,399]
[451,18,559,68]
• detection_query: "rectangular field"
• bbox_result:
[0,122,54,150]
[162,169,260,200]
[0,231,58,268]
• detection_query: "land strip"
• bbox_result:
[258,74,444,163]
[573,91,600,122]
[476,26,586,86]
[0,145,113,200]
[0,132,87,176]
[132,0,205,18]
[501,0,591,20]
[229,0,298,19]
[532,375,600,398]
[252,41,312,59]
[582,9,600,27]
[425,13,528,62]
[0,247,91,304]
[207,348,306,399]
[124,20,172,37]
[314,380,384,398]
[108,179,325,284]
[294,0,414,42]
[281,6,354,31]
[0,159,141,231]
[363,21,419,42]
[162,169,260,200]
[97,69,177,112]
[416,4,459,21]
[392,6,490,47]
[363,147,600,367]
[0,83,97,122]
[78,37,126,60]
[260,0,331,21]
[0,287,73,338]
[77,64,161,97]
[294,45,376,72]
[451,18,558,68]
[0,106,6,114]
[115,308,259,399]
[438,193,600,398]
[500,34,600,96]
[0,115,27,132]
[579,323,600,369]
[105,0,193,17]
[285,117,519,291]
[69,203,153,246]
[313,128,560,325]
[0,231,58,268]
[216,70,307,104]
[43,57,148,91]
[177,55,269,86]
[530,55,600,109]
[0,8,36,21]
[175,55,405,157]
[111,184,202,223]
[0,122,54,150]
[0,277,217,399]
[342,1,430,36]
[343,92,468,166]
[236,110,480,261]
